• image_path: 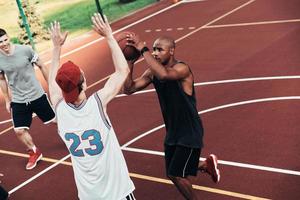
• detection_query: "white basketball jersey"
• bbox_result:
[56,93,135,200]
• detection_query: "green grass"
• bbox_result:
[43,0,156,33]
[1,0,157,51]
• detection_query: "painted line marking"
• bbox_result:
[43,0,184,65]
[2,75,300,125]
[129,173,270,200]
[205,18,300,29]
[0,0,258,126]
[122,147,300,176]
[3,149,270,199]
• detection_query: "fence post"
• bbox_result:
[16,0,35,50]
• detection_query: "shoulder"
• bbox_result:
[172,61,190,74]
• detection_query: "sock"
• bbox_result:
[31,145,37,153]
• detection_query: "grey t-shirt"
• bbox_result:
[0,44,44,103]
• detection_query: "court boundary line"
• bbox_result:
[3,75,299,125]
[4,150,270,200]
[205,18,300,28]
[122,147,300,176]
[0,0,257,126]
[4,96,299,196]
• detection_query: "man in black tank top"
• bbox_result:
[124,35,220,199]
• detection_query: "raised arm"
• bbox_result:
[128,35,190,81]
[0,73,11,113]
[34,57,49,83]
[48,21,68,107]
[91,13,130,107]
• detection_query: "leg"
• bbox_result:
[14,128,43,170]
[168,175,198,200]
[0,185,9,200]
[14,128,35,149]
[164,145,200,200]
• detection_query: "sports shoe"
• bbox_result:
[26,148,43,170]
[202,154,220,183]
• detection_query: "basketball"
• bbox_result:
[115,31,141,61]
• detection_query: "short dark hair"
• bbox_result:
[0,28,7,37]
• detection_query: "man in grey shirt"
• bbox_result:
[0,28,55,170]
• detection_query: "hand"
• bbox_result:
[91,13,112,38]
[49,21,68,47]
[126,34,146,51]
[5,101,10,113]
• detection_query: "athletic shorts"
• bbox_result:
[11,94,55,129]
[122,192,135,200]
[164,144,201,177]
[0,185,8,200]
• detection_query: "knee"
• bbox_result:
[14,128,28,136]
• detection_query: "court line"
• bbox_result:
[129,173,271,200]
[3,75,299,125]
[0,126,13,135]
[174,0,256,43]
[4,150,270,199]
[43,1,184,65]
[5,96,298,196]
[2,0,260,195]
[122,96,300,176]
[122,147,300,176]
[0,149,72,166]
[116,75,300,98]
[205,18,300,29]
[0,0,257,126]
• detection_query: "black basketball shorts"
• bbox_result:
[11,94,55,129]
[164,144,201,177]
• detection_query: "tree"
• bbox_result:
[17,0,49,45]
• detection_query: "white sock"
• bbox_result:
[31,145,37,153]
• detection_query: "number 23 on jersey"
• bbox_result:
[65,129,104,157]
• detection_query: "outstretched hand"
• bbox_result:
[126,34,146,51]
[49,21,68,47]
[91,13,112,38]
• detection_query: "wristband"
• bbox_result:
[140,46,149,56]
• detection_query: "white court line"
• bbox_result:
[6,0,258,194]
[8,154,71,194]
[2,75,300,125]
[182,0,207,3]
[174,0,256,43]
[205,18,300,29]
[8,96,300,194]
[122,147,300,176]
[116,75,300,98]
[0,0,256,125]
[122,96,300,176]
[43,1,183,65]
[122,96,300,147]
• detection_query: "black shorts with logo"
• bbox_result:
[164,144,201,177]
[11,94,55,129]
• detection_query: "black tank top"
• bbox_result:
[152,62,204,148]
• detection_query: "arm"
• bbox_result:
[34,58,49,83]
[92,13,130,107]
[123,60,152,94]
[48,21,68,108]
[128,36,190,81]
[0,73,11,113]
[143,51,190,81]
